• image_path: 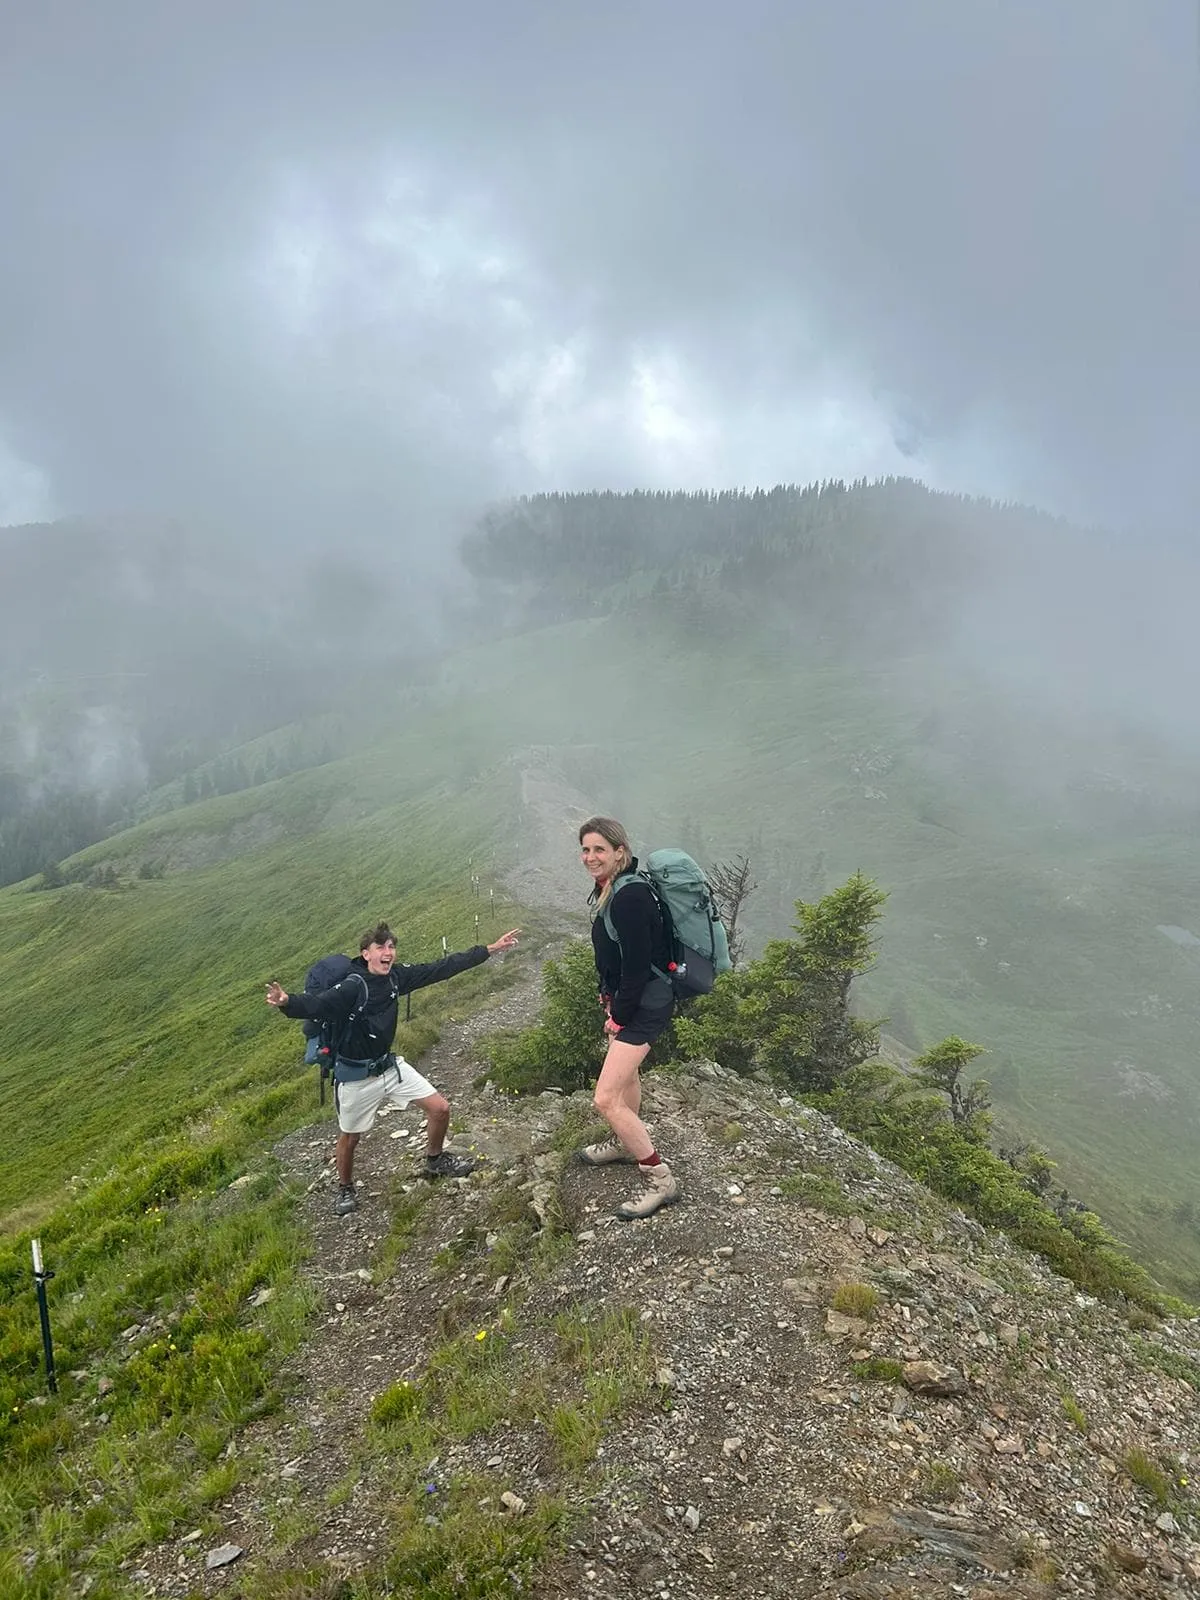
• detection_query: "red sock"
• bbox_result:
[641,1150,661,1166]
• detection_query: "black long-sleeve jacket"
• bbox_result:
[589,863,670,1026]
[280,946,489,1060]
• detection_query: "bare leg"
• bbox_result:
[336,1131,361,1186]
[413,1092,451,1158]
[593,1040,653,1161]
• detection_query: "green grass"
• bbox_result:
[830,1282,879,1320]
[778,1171,856,1215]
[850,1357,905,1383]
[358,1300,655,1596]
[1122,1446,1173,1507]
[0,770,541,1599]
[1060,1391,1088,1433]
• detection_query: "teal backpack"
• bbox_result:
[603,848,733,1000]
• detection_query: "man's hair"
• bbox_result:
[359,921,396,951]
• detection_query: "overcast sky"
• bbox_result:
[1,0,1196,549]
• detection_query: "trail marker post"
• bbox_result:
[31,1239,57,1395]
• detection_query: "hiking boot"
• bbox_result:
[615,1160,680,1221]
[334,1183,358,1215]
[577,1137,637,1167]
[424,1150,477,1180]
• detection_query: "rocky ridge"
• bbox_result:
[120,764,1200,1597]
[128,995,1200,1598]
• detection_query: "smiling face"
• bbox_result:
[580,830,622,888]
[363,939,396,975]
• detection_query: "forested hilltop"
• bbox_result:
[459,477,1075,639]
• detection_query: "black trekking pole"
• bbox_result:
[31,1239,57,1395]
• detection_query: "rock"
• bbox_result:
[901,1361,968,1398]
[248,1287,274,1307]
[1108,1543,1149,1573]
[655,1367,677,1389]
[997,1322,1020,1347]
[992,1435,1023,1454]
[873,1507,1012,1572]
[205,1543,244,1570]
[867,1227,892,1246]
[227,1174,255,1189]
[682,1505,701,1531]
[826,1310,869,1340]
[1155,1511,1180,1534]
[714,1246,735,1259]
[500,1491,527,1515]
[1074,1501,1093,1518]
[97,1377,113,1396]
[847,1216,867,1239]
[722,1437,744,1458]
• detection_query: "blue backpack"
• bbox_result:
[603,849,733,1000]
[301,954,365,1097]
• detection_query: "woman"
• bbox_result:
[577,816,680,1219]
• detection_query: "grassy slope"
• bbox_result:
[0,743,528,1224]
[5,611,1198,1288]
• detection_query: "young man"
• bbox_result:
[266,921,519,1214]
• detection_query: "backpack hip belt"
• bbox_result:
[333,1052,394,1084]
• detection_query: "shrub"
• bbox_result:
[831,1282,878,1319]
[484,941,605,1093]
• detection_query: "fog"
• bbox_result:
[2,1,1198,865]
[2,0,1195,545]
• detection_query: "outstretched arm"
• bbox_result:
[392,930,521,996]
[265,976,363,1023]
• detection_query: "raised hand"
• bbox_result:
[487,929,521,955]
[265,981,289,1007]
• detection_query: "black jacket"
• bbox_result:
[281,946,489,1060]
[590,862,670,1026]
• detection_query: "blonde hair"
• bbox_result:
[578,815,632,912]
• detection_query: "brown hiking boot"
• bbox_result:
[578,1137,637,1167]
[615,1160,680,1221]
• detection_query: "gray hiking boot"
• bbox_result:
[615,1160,680,1221]
[578,1137,637,1167]
[334,1183,358,1216]
[424,1150,477,1179]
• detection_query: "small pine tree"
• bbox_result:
[913,1035,992,1142]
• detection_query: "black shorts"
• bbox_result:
[614,976,675,1046]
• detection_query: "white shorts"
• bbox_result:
[335,1058,438,1135]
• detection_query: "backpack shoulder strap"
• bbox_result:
[600,870,651,943]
